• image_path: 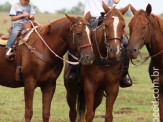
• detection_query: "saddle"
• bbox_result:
[89,12,105,29]
[0,21,39,45]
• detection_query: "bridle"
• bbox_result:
[68,22,93,61]
[25,20,93,65]
[71,22,93,50]
[94,8,126,74]
[131,13,163,66]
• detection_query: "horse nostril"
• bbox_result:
[133,48,137,53]
[110,48,113,52]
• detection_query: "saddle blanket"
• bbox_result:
[0,38,8,46]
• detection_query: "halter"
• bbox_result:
[131,13,163,66]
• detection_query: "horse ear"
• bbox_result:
[84,11,91,22]
[102,1,111,13]
[146,4,152,16]
[130,4,137,15]
[120,4,130,15]
[65,14,78,24]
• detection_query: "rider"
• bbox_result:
[5,0,36,60]
[66,0,132,88]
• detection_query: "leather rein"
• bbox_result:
[131,13,163,66]
[21,20,93,66]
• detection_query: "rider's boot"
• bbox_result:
[120,57,133,88]
[5,48,15,61]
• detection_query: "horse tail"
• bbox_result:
[77,86,85,121]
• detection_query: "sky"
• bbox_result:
[0,0,163,15]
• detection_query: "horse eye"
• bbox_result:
[105,25,109,28]
[142,26,146,30]
[76,32,82,37]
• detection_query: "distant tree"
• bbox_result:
[0,2,40,13]
[0,2,11,12]
[67,2,84,15]
[56,2,84,15]
[33,5,40,14]
[56,8,68,15]
[160,13,163,16]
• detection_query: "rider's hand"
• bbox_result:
[23,12,30,18]
[113,0,120,4]
[29,15,35,20]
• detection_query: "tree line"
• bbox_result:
[0,2,162,16]
[0,2,40,13]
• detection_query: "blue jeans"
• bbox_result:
[123,36,129,48]
[6,23,24,48]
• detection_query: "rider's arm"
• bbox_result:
[10,12,30,21]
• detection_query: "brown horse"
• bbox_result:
[64,3,130,122]
[0,15,94,122]
[127,4,163,121]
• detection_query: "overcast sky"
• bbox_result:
[0,0,163,15]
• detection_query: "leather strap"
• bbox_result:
[31,47,56,65]
[21,37,56,66]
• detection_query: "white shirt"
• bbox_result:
[84,0,114,18]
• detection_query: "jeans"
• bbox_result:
[123,36,129,48]
[6,23,24,48]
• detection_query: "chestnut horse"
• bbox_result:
[127,4,163,121]
[0,15,94,122]
[64,3,129,122]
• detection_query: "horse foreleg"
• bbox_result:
[105,81,119,122]
[24,78,36,122]
[66,88,78,122]
[93,91,103,112]
[41,82,56,122]
[84,79,95,122]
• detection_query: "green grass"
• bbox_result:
[0,13,157,122]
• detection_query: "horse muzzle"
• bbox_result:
[80,54,95,65]
[127,47,139,59]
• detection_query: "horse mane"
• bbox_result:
[157,16,163,33]
[29,17,69,42]
[39,17,68,35]
[137,10,163,33]
[150,13,163,33]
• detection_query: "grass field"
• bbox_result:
[0,12,160,122]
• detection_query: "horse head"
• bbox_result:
[127,4,152,59]
[101,2,129,61]
[66,14,95,65]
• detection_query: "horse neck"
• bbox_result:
[42,18,71,58]
[93,26,107,58]
[146,15,163,63]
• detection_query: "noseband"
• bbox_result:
[103,23,123,43]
